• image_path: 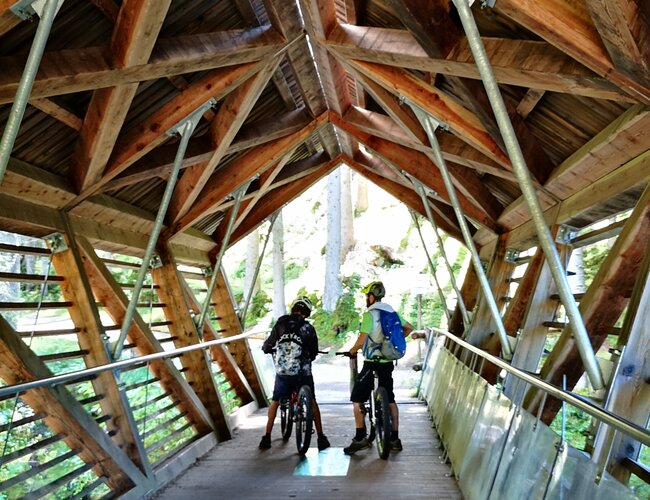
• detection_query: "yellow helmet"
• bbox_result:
[361,281,385,299]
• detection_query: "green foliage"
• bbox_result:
[370,245,404,268]
[402,292,445,330]
[581,241,609,288]
[399,217,417,250]
[285,259,307,282]
[550,396,593,451]
[311,200,321,213]
[310,275,362,346]
[240,289,272,329]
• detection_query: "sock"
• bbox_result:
[390,431,398,441]
[354,428,367,441]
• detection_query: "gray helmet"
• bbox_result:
[291,296,313,317]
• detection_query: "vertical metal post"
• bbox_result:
[452,0,604,389]
[0,0,64,184]
[410,178,471,327]
[195,179,252,335]
[410,210,451,323]
[112,102,210,360]
[239,212,279,325]
[408,103,513,359]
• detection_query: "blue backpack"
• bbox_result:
[363,309,406,360]
[378,309,406,360]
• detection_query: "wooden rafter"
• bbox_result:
[71,0,172,193]
[494,0,650,105]
[168,57,281,224]
[0,27,284,104]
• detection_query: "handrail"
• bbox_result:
[428,327,650,447]
[0,328,268,399]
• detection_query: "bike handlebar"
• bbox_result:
[335,351,357,358]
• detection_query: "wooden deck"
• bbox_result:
[154,360,461,499]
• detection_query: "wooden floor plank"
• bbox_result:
[155,358,461,499]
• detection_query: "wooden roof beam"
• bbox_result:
[168,57,280,224]
[168,113,329,236]
[0,27,284,104]
[225,159,338,246]
[67,62,264,207]
[325,24,633,102]
[71,0,172,193]
[494,0,650,105]
[331,113,500,231]
[345,152,465,242]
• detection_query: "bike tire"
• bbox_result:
[280,398,293,440]
[374,387,392,460]
[295,385,313,455]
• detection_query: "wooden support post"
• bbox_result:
[50,230,145,468]
[153,244,232,441]
[208,268,267,407]
[180,279,256,406]
[503,236,572,398]
[0,316,146,494]
[448,262,480,336]
[595,249,650,483]
[75,237,215,435]
[463,235,516,372]
[527,184,650,423]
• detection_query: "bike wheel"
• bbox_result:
[295,385,313,455]
[280,398,293,440]
[374,387,392,460]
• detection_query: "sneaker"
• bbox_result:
[259,434,271,449]
[390,438,403,452]
[317,435,330,451]
[343,437,370,455]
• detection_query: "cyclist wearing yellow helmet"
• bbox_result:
[344,281,414,455]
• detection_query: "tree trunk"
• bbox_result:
[355,173,368,214]
[243,228,260,307]
[272,211,286,320]
[323,169,342,312]
[340,165,355,262]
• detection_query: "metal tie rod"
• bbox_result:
[195,179,253,335]
[407,102,513,360]
[407,175,471,327]
[409,209,451,323]
[0,0,64,184]
[238,211,279,324]
[452,0,603,389]
[112,99,216,360]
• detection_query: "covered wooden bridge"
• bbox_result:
[0,0,648,498]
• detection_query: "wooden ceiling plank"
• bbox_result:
[71,0,172,193]
[494,0,650,105]
[169,113,329,236]
[0,1,21,37]
[168,58,280,223]
[0,27,283,104]
[232,147,299,230]
[326,24,632,102]
[516,89,546,119]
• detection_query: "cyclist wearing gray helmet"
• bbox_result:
[259,296,330,451]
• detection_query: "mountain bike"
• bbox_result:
[279,381,313,455]
[337,351,392,459]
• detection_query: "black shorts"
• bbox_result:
[272,374,316,401]
[350,361,395,403]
